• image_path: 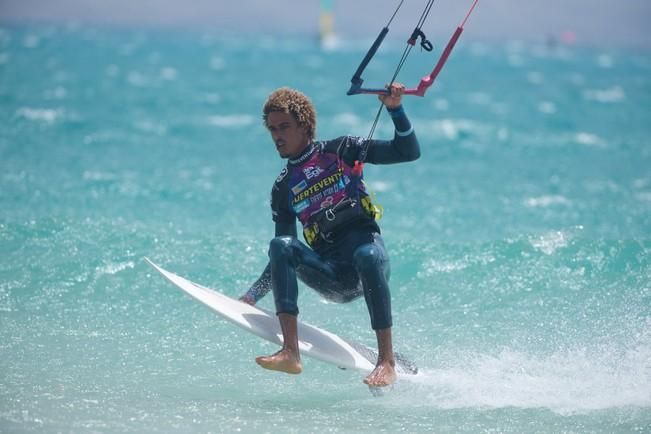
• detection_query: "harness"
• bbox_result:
[287,144,382,247]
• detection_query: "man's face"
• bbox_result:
[266,111,310,159]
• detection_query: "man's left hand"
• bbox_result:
[239,294,256,305]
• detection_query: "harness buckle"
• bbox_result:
[320,231,335,243]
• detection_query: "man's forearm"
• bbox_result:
[366,105,420,164]
[243,262,272,303]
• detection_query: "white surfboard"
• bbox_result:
[145,258,418,376]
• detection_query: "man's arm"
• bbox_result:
[351,83,420,164]
[239,220,297,305]
[364,104,420,164]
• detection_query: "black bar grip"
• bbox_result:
[350,27,389,82]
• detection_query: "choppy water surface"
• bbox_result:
[1,24,650,433]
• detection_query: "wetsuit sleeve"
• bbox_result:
[243,262,272,303]
[363,105,421,164]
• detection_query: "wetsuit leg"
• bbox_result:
[269,236,342,315]
[352,235,392,330]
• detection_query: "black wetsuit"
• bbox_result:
[244,105,420,330]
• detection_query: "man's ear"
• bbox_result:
[299,125,310,141]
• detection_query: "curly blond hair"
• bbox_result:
[263,88,316,140]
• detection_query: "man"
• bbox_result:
[240,83,420,386]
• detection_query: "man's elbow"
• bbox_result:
[407,145,421,161]
[392,132,421,162]
[403,136,421,162]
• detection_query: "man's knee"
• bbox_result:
[353,244,382,272]
[269,236,297,259]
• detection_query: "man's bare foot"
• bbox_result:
[255,349,302,375]
[363,360,397,387]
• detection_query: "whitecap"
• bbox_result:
[529,230,569,255]
[160,67,177,80]
[320,35,340,52]
[439,119,458,140]
[415,346,651,414]
[418,253,495,277]
[537,101,556,114]
[574,132,605,147]
[95,261,135,277]
[432,119,480,141]
[133,119,167,135]
[367,180,392,193]
[16,107,63,123]
[584,86,625,103]
[83,171,118,182]
[332,112,361,128]
[127,71,149,87]
[524,195,571,208]
[635,192,651,202]
[207,114,255,128]
[418,259,469,276]
[633,178,650,189]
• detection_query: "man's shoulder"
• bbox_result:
[272,166,289,191]
[270,166,294,222]
[319,136,365,156]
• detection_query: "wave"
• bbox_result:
[207,114,255,128]
[15,107,64,123]
[404,343,651,414]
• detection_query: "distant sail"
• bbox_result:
[319,0,338,50]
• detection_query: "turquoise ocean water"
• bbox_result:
[1,23,650,433]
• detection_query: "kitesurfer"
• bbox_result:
[240,83,420,387]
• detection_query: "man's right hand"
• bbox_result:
[378,82,405,109]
